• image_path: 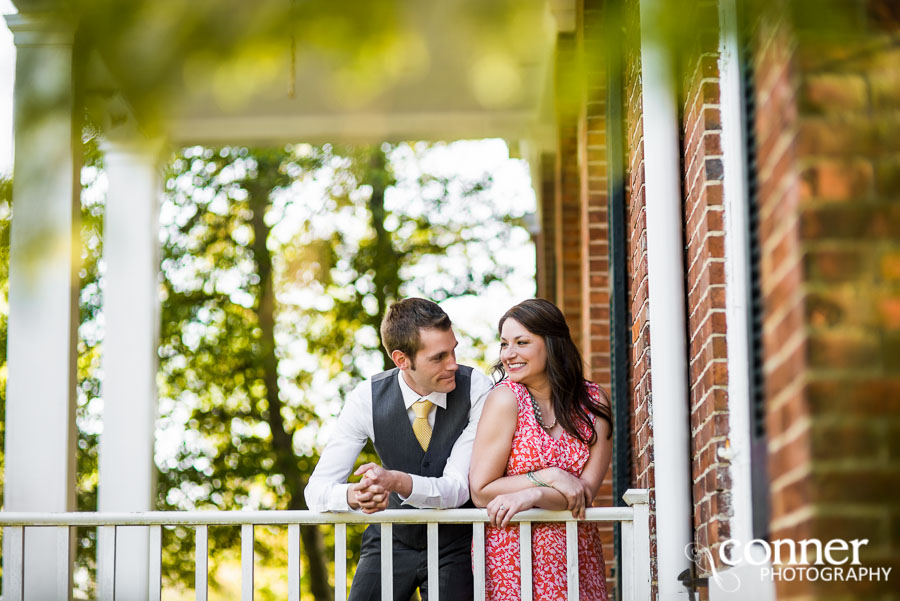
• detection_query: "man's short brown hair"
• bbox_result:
[380,298,452,361]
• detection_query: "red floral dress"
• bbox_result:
[482,379,608,601]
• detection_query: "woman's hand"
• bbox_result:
[486,488,539,528]
[539,467,590,519]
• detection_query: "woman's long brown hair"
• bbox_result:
[492,298,612,445]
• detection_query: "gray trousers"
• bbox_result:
[348,525,474,601]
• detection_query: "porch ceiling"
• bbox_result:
[76,0,566,147]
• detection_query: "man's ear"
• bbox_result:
[391,349,411,370]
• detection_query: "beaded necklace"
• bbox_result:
[527,388,557,430]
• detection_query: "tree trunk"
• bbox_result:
[247,157,334,601]
[366,148,402,370]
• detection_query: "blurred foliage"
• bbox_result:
[6,0,888,140]
[8,0,554,135]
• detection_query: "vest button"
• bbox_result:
[422,460,430,467]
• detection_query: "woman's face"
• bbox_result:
[499,318,548,386]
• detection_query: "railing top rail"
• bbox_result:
[0,507,635,527]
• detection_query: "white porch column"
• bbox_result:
[96,140,163,601]
[639,0,694,599]
[2,11,79,601]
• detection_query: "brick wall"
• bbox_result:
[581,1,612,390]
[679,1,734,574]
[537,152,558,302]
[555,34,585,352]
[579,0,616,593]
[621,0,658,595]
[752,2,900,599]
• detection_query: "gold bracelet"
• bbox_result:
[525,471,550,487]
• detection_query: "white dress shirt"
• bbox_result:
[304,368,492,512]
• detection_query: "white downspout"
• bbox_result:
[638,0,694,598]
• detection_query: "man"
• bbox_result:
[305,298,492,601]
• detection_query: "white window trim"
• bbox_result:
[715,0,776,598]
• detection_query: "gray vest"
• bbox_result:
[371,366,475,549]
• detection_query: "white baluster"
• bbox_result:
[196,525,208,601]
[566,521,578,601]
[381,523,393,601]
[99,526,117,601]
[149,526,162,601]
[335,523,347,601]
[427,522,439,601]
[57,526,71,599]
[288,524,302,601]
[241,524,254,601]
[519,522,532,601]
[473,522,486,601]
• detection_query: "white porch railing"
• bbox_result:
[1,488,650,601]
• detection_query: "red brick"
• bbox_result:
[798,203,900,239]
[799,159,874,200]
[807,331,880,369]
[801,73,869,113]
[803,247,865,282]
[806,378,900,416]
[871,66,900,109]
[796,117,878,156]
[810,420,881,461]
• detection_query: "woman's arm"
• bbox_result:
[468,385,521,507]
[469,386,574,525]
[578,399,614,503]
[469,386,592,513]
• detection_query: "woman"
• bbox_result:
[469,298,613,600]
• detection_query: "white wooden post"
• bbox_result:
[96,138,164,600]
[624,489,652,601]
[2,527,25,601]
[3,12,78,601]
[620,513,636,601]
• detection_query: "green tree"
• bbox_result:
[156,142,527,599]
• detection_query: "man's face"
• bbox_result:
[396,327,459,396]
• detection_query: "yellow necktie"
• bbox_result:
[412,399,433,451]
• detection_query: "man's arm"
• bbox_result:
[362,370,493,508]
[303,386,370,512]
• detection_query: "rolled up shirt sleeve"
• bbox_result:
[303,384,371,512]
[400,370,493,508]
